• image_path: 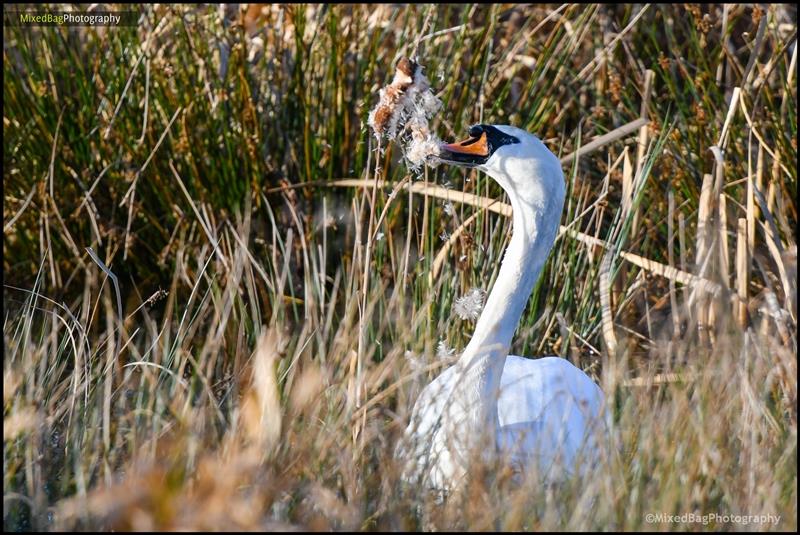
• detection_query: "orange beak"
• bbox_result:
[440,132,490,157]
[437,130,491,167]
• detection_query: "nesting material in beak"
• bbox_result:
[368,57,443,170]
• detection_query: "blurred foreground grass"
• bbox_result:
[3,4,797,531]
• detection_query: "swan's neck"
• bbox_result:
[451,177,563,437]
[465,195,551,360]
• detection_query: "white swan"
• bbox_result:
[399,125,605,491]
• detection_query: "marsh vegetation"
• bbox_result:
[3,4,797,531]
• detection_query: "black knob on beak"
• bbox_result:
[469,125,484,138]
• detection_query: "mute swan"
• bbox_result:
[399,124,605,491]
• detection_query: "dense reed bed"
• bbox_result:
[3,4,796,531]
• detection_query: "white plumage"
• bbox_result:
[399,125,605,491]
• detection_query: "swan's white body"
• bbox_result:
[400,125,605,490]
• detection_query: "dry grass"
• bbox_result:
[3,4,797,531]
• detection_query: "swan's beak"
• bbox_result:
[436,131,491,167]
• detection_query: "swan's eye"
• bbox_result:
[468,125,483,138]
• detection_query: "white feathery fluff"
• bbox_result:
[368,58,443,170]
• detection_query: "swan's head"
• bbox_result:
[436,124,563,205]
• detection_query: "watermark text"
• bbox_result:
[4,11,139,27]
[645,512,781,527]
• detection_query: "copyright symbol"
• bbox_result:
[645,514,655,523]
